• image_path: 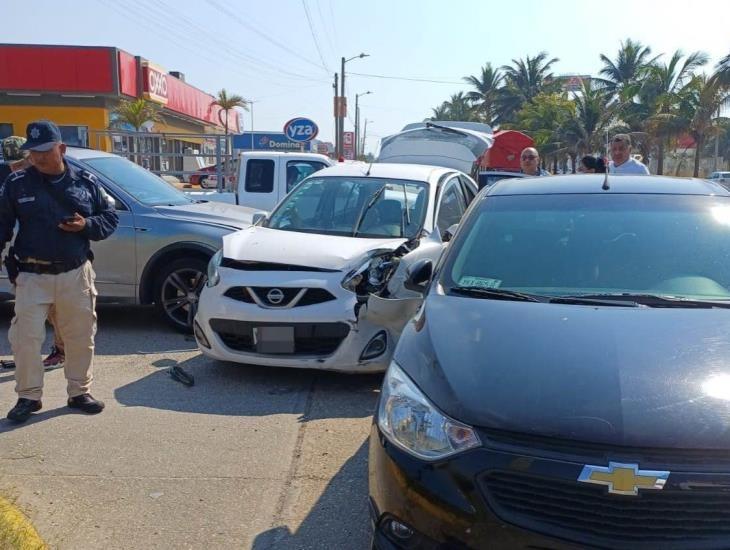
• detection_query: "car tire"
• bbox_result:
[153,257,208,333]
[199,175,208,188]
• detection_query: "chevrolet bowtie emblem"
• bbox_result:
[578,462,670,496]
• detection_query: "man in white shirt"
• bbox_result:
[608,134,650,175]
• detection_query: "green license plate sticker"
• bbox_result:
[459,276,502,289]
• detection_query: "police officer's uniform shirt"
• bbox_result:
[609,157,650,175]
[0,162,119,263]
[0,163,11,186]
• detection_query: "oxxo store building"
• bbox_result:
[0,44,238,171]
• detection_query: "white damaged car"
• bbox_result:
[194,162,479,372]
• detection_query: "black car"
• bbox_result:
[369,174,730,549]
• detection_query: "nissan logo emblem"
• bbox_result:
[266,288,285,305]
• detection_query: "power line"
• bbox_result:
[153,0,329,84]
[327,0,340,53]
[301,0,332,73]
[314,0,337,59]
[206,0,330,74]
[349,71,464,85]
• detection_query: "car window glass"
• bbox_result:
[443,194,730,300]
[83,157,191,206]
[268,177,428,239]
[436,179,466,231]
[245,159,275,193]
[460,176,476,204]
[286,161,327,193]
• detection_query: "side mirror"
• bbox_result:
[404,259,433,293]
[252,211,268,226]
[442,224,459,243]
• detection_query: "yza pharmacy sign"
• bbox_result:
[283,117,319,143]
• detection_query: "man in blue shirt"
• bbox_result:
[0,120,118,423]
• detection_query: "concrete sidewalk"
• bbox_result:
[0,304,380,549]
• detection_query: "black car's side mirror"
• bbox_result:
[442,224,459,243]
[405,259,433,293]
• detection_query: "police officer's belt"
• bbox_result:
[19,256,87,275]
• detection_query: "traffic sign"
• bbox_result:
[283,117,319,143]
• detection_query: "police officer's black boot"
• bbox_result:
[7,398,42,423]
[67,393,105,414]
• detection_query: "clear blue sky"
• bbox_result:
[2,0,728,153]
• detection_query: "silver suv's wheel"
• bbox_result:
[154,258,208,332]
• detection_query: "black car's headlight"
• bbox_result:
[206,249,223,288]
[378,361,480,461]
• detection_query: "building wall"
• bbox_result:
[0,104,110,148]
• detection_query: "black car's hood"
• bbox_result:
[396,293,730,449]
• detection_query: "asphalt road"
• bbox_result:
[0,302,381,549]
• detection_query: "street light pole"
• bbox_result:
[355,91,372,159]
[338,53,369,158]
[333,73,339,158]
[362,119,372,158]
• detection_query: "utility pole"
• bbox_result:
[362,118,371,158]
[715,107,721,172]
[355,91,372,159]
[333,73,339,158]
[340,57,346,158]
[338,53,369,158]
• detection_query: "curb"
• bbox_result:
[0,496,47,550]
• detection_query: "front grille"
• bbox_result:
[482,429,730,468]
[223,287,337,308]
[209,319,349,356]
[482,470,730,547]
[221,258,339,273]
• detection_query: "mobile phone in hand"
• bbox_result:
[62,216,77,224]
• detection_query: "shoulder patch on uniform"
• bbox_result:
[80,170,98,184]
[9,170,26,181]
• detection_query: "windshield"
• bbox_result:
[83,156,192,206]
[267,176,428,239]
[441,194,730,301]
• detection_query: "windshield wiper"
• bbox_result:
[353,184,387,237]
[552,293,730,309]
[449,286,544,302]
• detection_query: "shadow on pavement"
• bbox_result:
[114,354,382,421]
[252,441,372,550]
[0,406,74,434]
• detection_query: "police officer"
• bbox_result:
[0,136,31,184]
[0,120,119,423]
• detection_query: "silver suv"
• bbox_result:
[0,148,255,332]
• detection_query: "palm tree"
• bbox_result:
[715,52,730,88]
[211,89,249,154]
[560,81,619,170]
[644,50,709,173]
[463,63,503,125]
[497,52,560,124]
[684,74,730,176]
[429,103,451,120]
[599,39,659,99]
[110,99,163,164]
[110,98,162,132]
[515,92,574,172]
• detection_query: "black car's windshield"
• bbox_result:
[267,176,428,239]
[83,156,192,206]
[441,194,730,302]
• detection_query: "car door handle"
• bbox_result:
[135,227,150,232]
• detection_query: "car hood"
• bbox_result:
[222,226,407,271]
[154,201,255,230]
[396,295,730,449]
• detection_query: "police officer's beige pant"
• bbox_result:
[8,262,97,400]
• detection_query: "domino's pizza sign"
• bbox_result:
[284,117,319,143]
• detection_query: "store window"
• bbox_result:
[0,123,13,140]
[58,125,89,147]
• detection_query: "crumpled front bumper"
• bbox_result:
[195,267,420,373]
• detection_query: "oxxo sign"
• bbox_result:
[284,117,319,143]
[143,63,169,105]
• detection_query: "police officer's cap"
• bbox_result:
[21,120,63,152]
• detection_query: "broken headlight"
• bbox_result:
[341,253,396,295]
